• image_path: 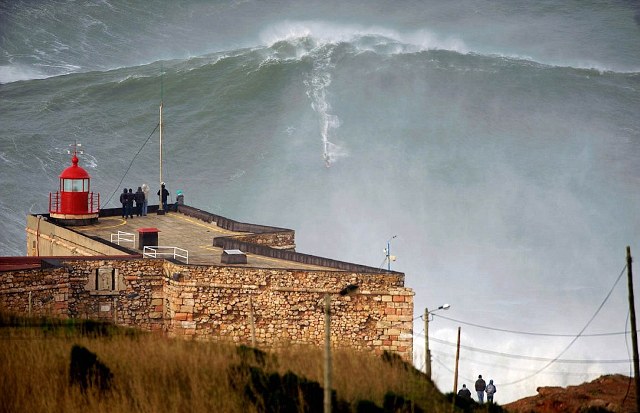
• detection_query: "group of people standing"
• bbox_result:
[120,182,183,218]
[457,375,496,404]
[120,184,150,218]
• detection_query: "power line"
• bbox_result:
[414,331,630,364]
[432,313,635,337]
[416,265,629,373]
[499,264,627,386]
[431,350,628,376]
[423,334,630,364]
[433,356,474,384]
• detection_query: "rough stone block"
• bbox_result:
[174,312,189,321]
[181,321,196,329]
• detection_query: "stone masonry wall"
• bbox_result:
[64,259,166,331]
[229,232,295,249]
[0,258,413,361]
[162,261,413,359]
[0,266,70,317]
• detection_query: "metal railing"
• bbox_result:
[143,246,189,264]
[90,192,100,214]
[49,192,60,214]
[49,191,100,214]
[110,231,135,246]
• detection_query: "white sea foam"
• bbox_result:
[81,154,98,169]
[260,20,469,55]
[229,169,246,181]
[0,153,17,166]
[259,20,640,74]
[0,65,48,84]
[302,44,348,167]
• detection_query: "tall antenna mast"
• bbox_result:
[157,63,165,214]
[384,235,397,271]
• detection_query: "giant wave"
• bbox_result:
[2,0,640,404]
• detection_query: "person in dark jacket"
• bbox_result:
[475,375,486,403]
[119,188,128,218]
[134,187,145,216]
[457,384,472,400]
[157,182,169,212]
[126,188,134,218]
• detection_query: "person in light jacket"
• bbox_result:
[485,379,496,403]
[141,183,149,215]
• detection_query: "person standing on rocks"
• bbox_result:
[485,379,496,403]
[475,375,486,403]
[457,384,472,400]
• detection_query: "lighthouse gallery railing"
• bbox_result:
[49,191,100,214]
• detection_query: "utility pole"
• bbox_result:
[424,304,450,380]
[425,307,431,380]
[626,246,640,413]
[324,294,332,413]
[453,326,461,394]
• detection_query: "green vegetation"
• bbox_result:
[0,311,504,413]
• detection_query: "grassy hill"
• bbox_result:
[0,311,505,413]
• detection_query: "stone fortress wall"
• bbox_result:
[0,257,413,360]
[1,208,414,361]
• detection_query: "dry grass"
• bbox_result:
[0,312,452,413]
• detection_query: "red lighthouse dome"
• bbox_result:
[49,146,100,225]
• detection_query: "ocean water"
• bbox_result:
[1,0,640,403]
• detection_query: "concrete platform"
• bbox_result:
[73,210,334,270]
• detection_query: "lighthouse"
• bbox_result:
[49,144,100,226]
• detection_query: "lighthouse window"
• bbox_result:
[63,179,87,192]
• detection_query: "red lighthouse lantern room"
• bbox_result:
[49,146,100,225]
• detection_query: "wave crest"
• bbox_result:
[260,20,469,55]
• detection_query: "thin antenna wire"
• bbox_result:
[105,123,159,206]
